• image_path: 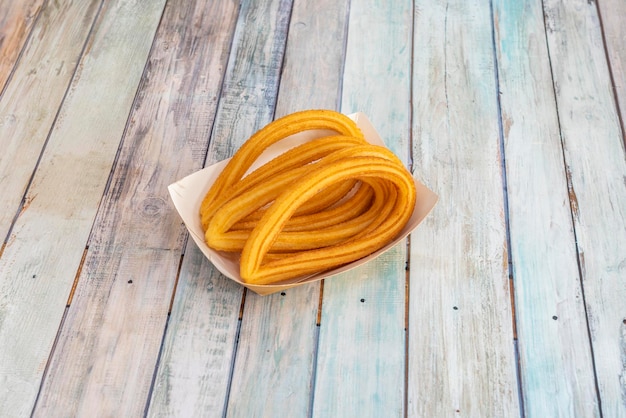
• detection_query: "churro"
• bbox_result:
[200,110,364,229]
[200,110,416,285]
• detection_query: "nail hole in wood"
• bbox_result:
[32,274,36,278]
[453,306,458,310]
[128,280,133,284]
[360,298,365,303]
[280,292,286,296]
[552,315,558,320]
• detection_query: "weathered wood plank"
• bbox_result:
[0,0,44,93]
[274,0,347,112]
[0,0,163,416]
[408,0,520,416]
[0,0,101,247]
[542,0,626,415]
[224,0,350,416]
[493,0,600,415]
[32,1,240,417]
[311,0,412,416]
[148,252,243,417]
[597,0,626,140]
[146,0,291,415]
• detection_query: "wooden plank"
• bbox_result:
[597,0,626,141]
[408,0,520,416]
[0,0,163,415]
[0,0,44,92]
[0,0,101,247]
[273,0,347,112]
[224,0,350,416]
[146,0,291,415]
[493,0,600,415]
[311,0,412,416]
[542,0,626,415]
[32,1,240,417]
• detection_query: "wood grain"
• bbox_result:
[0,0,160,415]
[311,0,412,416]
[0,0,620,414]
[493,0,600,415]
[224,0,350,416]
[408,0,520,415]
[542,0,626,415]
[32,1,241,417]
[0,0,44,93]
[147,0,291,415]
[0,0,101,248]
[597,0,626,143]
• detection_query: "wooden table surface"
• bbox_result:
[1,0,625,416]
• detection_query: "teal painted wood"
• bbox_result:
[314,251,407,418]
[409,0,520,416]
[224,0,350,416]
[33,1,240,416]
[312,0,412,416]
[147,0,291,415]
[493,0,600,415]
[0,0,163,416]
[542,0,626,415]
[0,0,101,250]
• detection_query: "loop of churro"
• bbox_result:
[206,145,403,248]
[200,110,364,229]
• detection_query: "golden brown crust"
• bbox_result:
[200,110,416,285]
[200,110,364,230]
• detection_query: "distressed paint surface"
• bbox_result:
[312,0,412,416]
[542,0,626,415]
[493,0,600,415]
[0,0,102,246]
[0,0,164,416]
[32,1,239,417]
[409,0,520,415]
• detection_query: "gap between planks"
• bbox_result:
[488,0,518,341]
[65,247,89,306]
[489,0,523,414]
[144,312,172,418]
[30,305,70,416]
[539,0,605,411]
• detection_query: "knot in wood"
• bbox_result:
[140,197,166,219]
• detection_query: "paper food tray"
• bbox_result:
[168,112,438,295]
